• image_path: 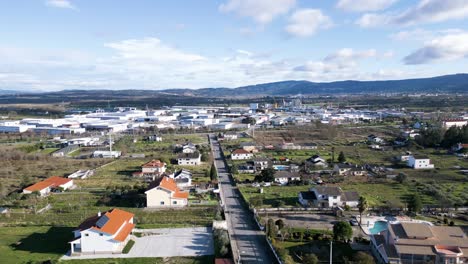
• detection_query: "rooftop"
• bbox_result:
[24,176,72,192]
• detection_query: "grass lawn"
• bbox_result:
[239,185,311,207]
[64,256,215,264]
[279,240,356,263]
[0,225,73,264]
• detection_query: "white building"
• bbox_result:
[69,209,134,255]
[177,152,201,165]
[231,149,253,160]
[23,176,74,196]
[407,155,434,169]
[442,119,467,128]
[298,186,359,208]
[93,151,122,158]
[274,171,301,185]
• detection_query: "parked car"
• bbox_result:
[349,219,359,226]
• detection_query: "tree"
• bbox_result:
[353,252,375,264]
[275,219,285,230]
[395,173,407,184]
[333,221,353,242]
[407,194,422,213]
[303,253,319,264]
[254,167,275,182]
[230,164,238,174]
[267,218,277,239]
[358,196,368,225]
[241,117,256,125]
[338,151,346,163]
[210,162,218,181]
[249,196,263,207]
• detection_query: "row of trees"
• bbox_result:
[415,124,468,148]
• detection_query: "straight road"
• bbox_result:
[210,135,276,264]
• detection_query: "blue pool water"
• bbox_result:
[273,165,289,171]
[369,221,388,234]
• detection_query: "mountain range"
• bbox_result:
[1,73,467,97]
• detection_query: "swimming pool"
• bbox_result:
[273,165,289,171]
[369,221,388,234]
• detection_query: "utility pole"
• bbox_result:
[330,240,333,264]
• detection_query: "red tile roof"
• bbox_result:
[232,149,250,154]
[113,222,135,242]
[91,208,134,235]
[142,159,166,168]
[153,176,189,200]
[24,176,72,192]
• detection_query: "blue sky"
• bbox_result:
[0,0,468,91]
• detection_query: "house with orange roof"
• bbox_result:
[145,176,189,207]
[69,208,134,255]
[133,159,167,181]
[22,176,74,196]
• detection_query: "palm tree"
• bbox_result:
[358,196,368,225]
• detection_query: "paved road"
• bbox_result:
[210,135,276,264]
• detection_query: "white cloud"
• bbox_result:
[356,0,468,27]
[389,28,464,41]
[324,48,377,62]
[285,9,332,37]
[403,32,468,64]
[219,0,296,24]
[45,0,77,10]
[336,0,397,12]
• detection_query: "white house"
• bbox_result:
[407,155,434,169]
[141,160,166,175]
[305,155,328,168]
[145,176,189,207]
[274,171,301,185]
[173,169,193,189]
[442,118,467,128]
[298,186,359,208]
[23,176,74,196]
[69,208,134,255]
[224,133,238,140]
[177,151,201,165]
[182,143,197,153]
[231,149,253,160]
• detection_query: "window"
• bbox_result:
[333,196,337,199]
[173,201,177,205]
[99,233,103,236]
[160,201,165,205]
[85,233,89,237]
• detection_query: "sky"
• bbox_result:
[0,0,468,91]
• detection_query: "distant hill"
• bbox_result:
[164,73,468,97]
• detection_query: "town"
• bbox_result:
[0,97,467,264]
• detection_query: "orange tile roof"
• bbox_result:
[156,176,189,200]
[232,149,250,154]
[113,222,135,242]
[24,176,72,192]
[142,159,166,168]
[91,208,134,235]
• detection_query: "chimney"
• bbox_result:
[97,211,101,217]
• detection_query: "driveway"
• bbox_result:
[61,227,213,260]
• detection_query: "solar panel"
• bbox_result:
[95,215,109,228]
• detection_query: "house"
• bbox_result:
[368,134,384,143]
[274,171,301,185]
[231,149,253,160]
[305,155,328,168]
[333,163,367,176]
[133,159,167,181]
[0,207,9,214]
[278,142,301,150]
[301,143,318,150]
[182,143,197,153]
[224,133,238,140]
[145,176,189,207]
[173,169,193,189]
[370,222,468,264]
[142,160,166,175]
[407,155,434,169]
[177,152,201,165]
[252,157,271,170]
[240,142,258,153]
[69,208,134,255]
[442,118,467,128]
[237,164,256,174]
[23,176,74,196]
[298,186,359,208]
[146,134,162,142]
